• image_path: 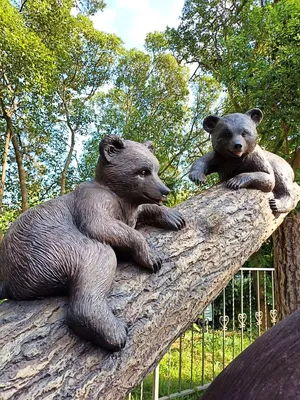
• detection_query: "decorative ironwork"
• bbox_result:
[270,309,277,325]
[203,318,209,333]
[255,310,263,326]
[129,267,279,400]
[238,313,247,329]
[219,315,229,331]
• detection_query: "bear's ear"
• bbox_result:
[245,108,263,126]
[143,141,154,153]
[99,135,125,162]
[203,115,221,133]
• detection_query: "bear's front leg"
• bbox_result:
[77,213,163,273]
[90,219,163,273]
[137,204,185,231]
[189,151,218,185]
[226,172,275,192]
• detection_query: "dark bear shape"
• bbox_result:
[0,135,185,351]
[201,309,300,400]
[189,108,295,213]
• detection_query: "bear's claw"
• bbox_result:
[164,209,186,231]
[189,171,207,185]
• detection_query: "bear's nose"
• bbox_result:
[161,187,170,196]
[233,143,242,150]
[159,184,170,196]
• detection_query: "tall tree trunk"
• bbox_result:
[291,148,300,171]
[273,134,300,320]
[60,126,75,195]
[0,124,11,213]
[281,120,290,157]
[9,119,28,212]
[1,183,299,400]
[273,212,300,320]
[60,98,75,196]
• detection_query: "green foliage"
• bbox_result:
[0,0,123,215]
[1,0,299,230]
[168,0,300,164]
[0,208,21,236]
[79,44,191,192]
[0,0,55,95]
[129,329,253,400]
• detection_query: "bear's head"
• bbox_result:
[96,135,170,206]
[203,108,263,159]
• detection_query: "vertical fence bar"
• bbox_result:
[240,270,244,351]
[249,270,252,343]
[212,300,215,380]
[222,288,226,369]
[264,270,268,331]
[152,365,159,400]
[167,348,171,396]
[257,270,261,336]
[190,323,194,388]
[178,335,182,393]
[270,270,277,326]
[140,381,143,400]
[232,277,235,361]
[202,318,205,386]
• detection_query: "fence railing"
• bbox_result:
[128,267,277,400]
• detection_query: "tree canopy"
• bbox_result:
[0,0,299,232]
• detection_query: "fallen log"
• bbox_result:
[1,183,300,400]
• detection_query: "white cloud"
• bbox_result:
[115,0,149,10]
[90,8,118,37]
[90,0,184,50]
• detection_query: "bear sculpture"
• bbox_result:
[0,135,185,351]
[189,108,295,213]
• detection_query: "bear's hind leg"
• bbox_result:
[66,243,127,351]
[269,196,295,214]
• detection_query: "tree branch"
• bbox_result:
[1,183,300,399]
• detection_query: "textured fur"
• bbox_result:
[189,109,295,213]
[0,135,185,351]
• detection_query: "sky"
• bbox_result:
[91,0,185,50]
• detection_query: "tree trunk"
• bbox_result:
[60,97,75,196]
[9,119,28,212]
[291,147,300,171]
[1,183,300,400]
[273,211,300,320]
[0,123,11,213]
[60,127,75,195]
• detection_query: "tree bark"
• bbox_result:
[0,123,11,213]
[7,116,29,213]
[1,183,300,400]
[60,97,75,196]
[291,147,300,171]
[273,211,300,320]
[60,126,75,196]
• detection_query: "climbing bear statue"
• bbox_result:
[189,108,295,213]
[0,135,185,351]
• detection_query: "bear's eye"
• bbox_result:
[139,169,151,177]
[241,131,248,137]
[223,130,231,138]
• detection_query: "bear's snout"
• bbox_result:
[233,143,243,150]
[159,184,170,196]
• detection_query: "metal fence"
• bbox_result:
[128,267,277,400]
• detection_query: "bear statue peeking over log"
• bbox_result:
[0,135,185,351]
[189,108,295,213]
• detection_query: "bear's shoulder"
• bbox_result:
[73,181,132,222]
